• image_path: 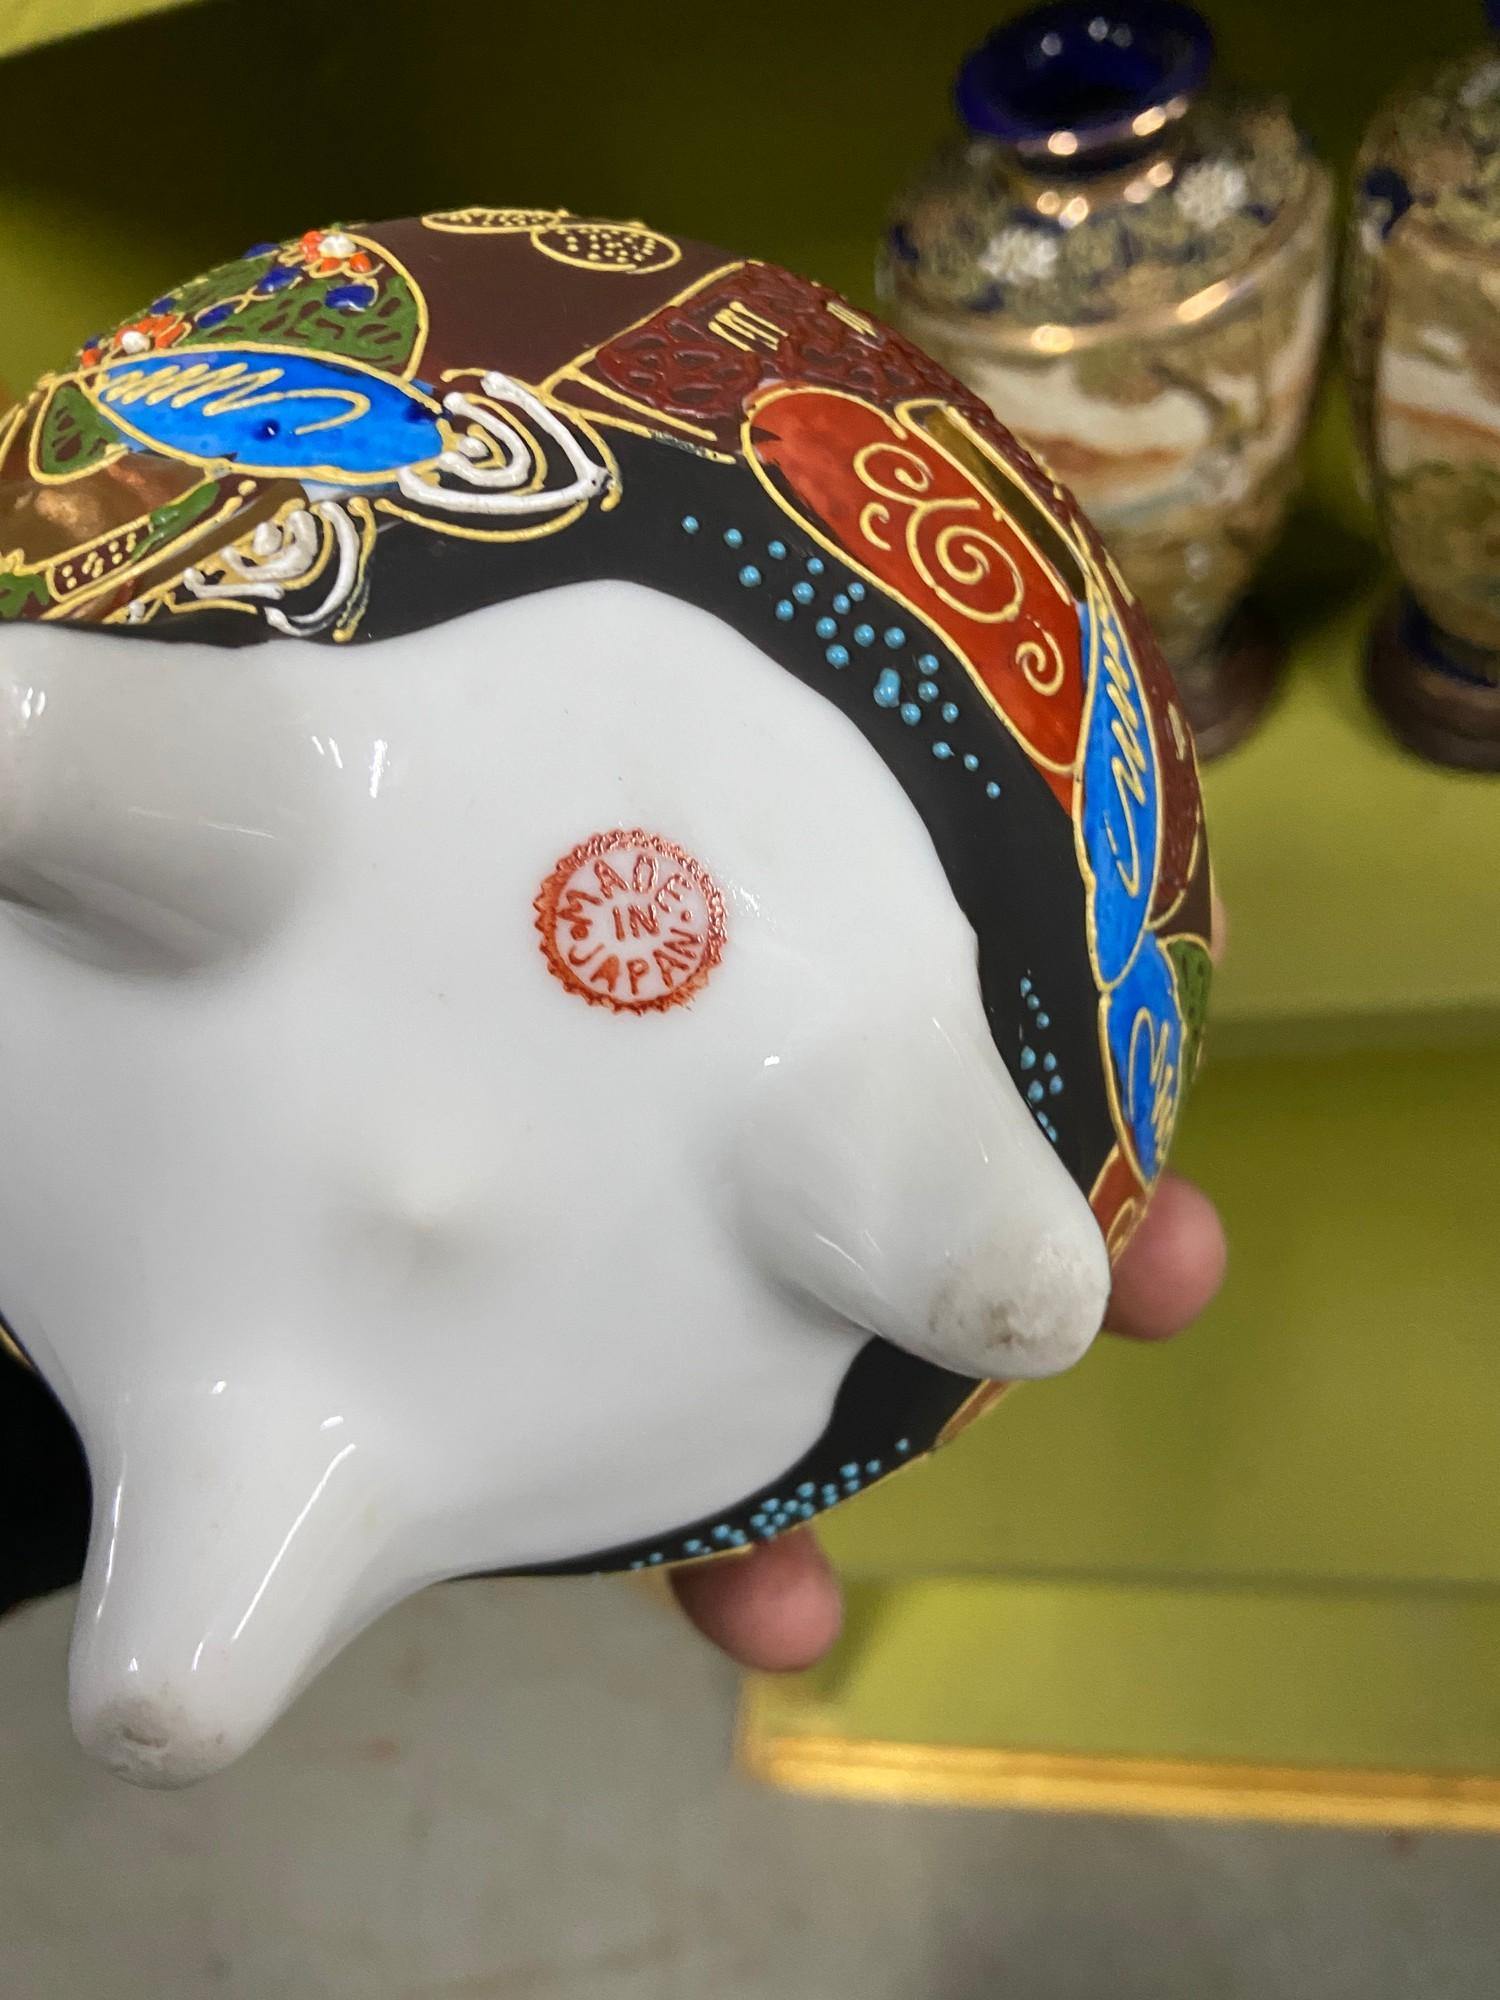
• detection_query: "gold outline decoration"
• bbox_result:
[39,487,258,622]
[421,208,682,275]
[741,384,1088,780]
[1067,565,1173,1189]
[422,207,572,235]
[735,1697,1500,1833]
[374,383,622,544]
[0,1315,30,1370]
[539,259,747,402]
[0,393,29,468]
[531,219,682,277]
[75,342,446,491]
[935,1381,1010,1447]
[351,230,431,383]
[24,378,127,487]
[549,366,722,447]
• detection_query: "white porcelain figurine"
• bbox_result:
[0,211,1211,1784]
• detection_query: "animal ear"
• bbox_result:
[731,1007,1111,1382]
[0,626,319,970]
[67,1380,388,1788]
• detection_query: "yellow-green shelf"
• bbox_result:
[817,1039,1500,1591]
[743,1033,1500,1825]
[741,1579,1500,1829]
[0,0,194,63]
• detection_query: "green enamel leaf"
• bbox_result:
[140,479,222,553]
[0,568,50,619]
[1168,935,1213,1084]
[156,248,280,325]
[34,380,122,478]
[178,263,420,373]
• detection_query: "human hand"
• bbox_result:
[670,1169,1227,1671]
[673,889,1229,1671]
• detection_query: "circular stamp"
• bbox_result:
[534,830,726,1014]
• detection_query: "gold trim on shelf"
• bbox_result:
[737,1694,1500,1833]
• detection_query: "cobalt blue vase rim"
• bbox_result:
[956,1,1216,159]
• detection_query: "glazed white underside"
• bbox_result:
[0,580,1106,1782]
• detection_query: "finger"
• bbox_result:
[670,1528,842,1672]
[1106,1172,1226,1343]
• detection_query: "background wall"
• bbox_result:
[0,0,1483,386]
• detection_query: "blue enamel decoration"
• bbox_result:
[83,347,444,485]
[1078,590,1161,990]
[1104,933,1182,1182]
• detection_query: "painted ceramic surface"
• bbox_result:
[880,15,1332,687]
[0,211,1209,1784]
[1347,48,1500,673]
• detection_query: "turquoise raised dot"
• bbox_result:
[775,598,795,620]
[917,653,938,672]
[724,527,743,548]
[853,623,875,646]
[798,1482,815,1498]
[1020,1046,1036,1069]
[681,515,699,534]
[933,741,954,759]
[1043,1053,1057,1072]
[1049,1076,1064,1095]
[685,1539,704,1554]
[806,556,825,575]
[793,581,815,604]
[986,782,1002,798]
[648,1551,664,1564]
[630,1559,644,1570]
[826,644,850,668]
[884,627,905,649]
[713,1525,733,1541]
[768,540,787,559]
[816,615,837,639]
[866,1459,881,1475]
[1028,1081,1044,1104]
[1020,977,1032,994]
[896,1438,911,1454]
[832,592,851,614]
[918,680,939,701]
[963,753,979,772]
[941,702,959,723]
[900,701,922,724]
[848,581,866,601]
[1027,992,1040,1010]
[1037,1011,1050,1028]
[874,667,902,707]
[731,1530,747,1545]
[739,564,761,587]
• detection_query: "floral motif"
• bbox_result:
[81,311,190,368]
[291,228,375,280]
[1174,160,1250,232]
[978,225,1060,286]
[882,99,1309,326]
